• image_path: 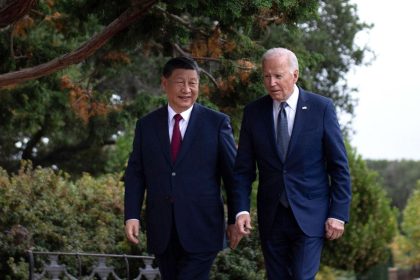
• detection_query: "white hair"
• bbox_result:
[262,48,299,74]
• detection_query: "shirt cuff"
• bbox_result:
[236,211,250,220]
[328,217,344,224]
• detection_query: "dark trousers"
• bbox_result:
[155,224,218,280]
[261,204,324,280]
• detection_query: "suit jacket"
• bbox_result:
[124,103,237,254]
[233,88,351,239]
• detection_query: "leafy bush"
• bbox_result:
[391,181,420,268]
[211,211,266,280]
[0,162,146,279]
[0,143,399,279]
[322,144,398,274]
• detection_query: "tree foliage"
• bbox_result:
[322,144,398,274]
[0,0,157,86]
[391,181,420,268]
[0,74,165,175]
[0,0,36,28]
[0,0,371,176]
[366,160,420,211]
[0,0,317,86]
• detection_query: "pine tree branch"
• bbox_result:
[0,0,37,28]
[0,0,157,88]
[154,5,208,37]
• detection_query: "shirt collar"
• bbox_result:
[168,104,194,122]
[273,84,299,111]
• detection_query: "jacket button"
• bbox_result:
[172,172,176,176]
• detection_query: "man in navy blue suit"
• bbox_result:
[124,57,238,280]
[234,48,352,280]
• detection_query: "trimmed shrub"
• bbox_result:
[0,162,146,279]
[322,144,398,274]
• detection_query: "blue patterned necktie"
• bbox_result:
[276,102,290,207]
[276,102,290,161]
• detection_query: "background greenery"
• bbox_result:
[0,0,368,175]
[2,150,414,279]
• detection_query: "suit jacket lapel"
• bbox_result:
[173,103,200,166]
[155,106,172,165]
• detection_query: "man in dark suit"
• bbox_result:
[233,48,352,280]
[124,57,238,280]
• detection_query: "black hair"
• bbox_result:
[162,56,200,78]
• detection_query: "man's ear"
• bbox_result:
[293,70,299,82]
[161,76,167,91]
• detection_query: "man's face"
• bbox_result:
[262,55,299,102]
[162,69,199,113]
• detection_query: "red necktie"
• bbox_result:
[171,114,183,162]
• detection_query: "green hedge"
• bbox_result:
[321,144,398,274]
[0,146,398,279]
[0,162,147,279]
[211,210,266,280]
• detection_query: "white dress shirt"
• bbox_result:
[168,105,193,141]
[273,84,299,138]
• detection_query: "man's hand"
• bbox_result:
[325,218,345,240]
[227,224,244,250]
[125,219,140,244]
[235,213,252,236]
